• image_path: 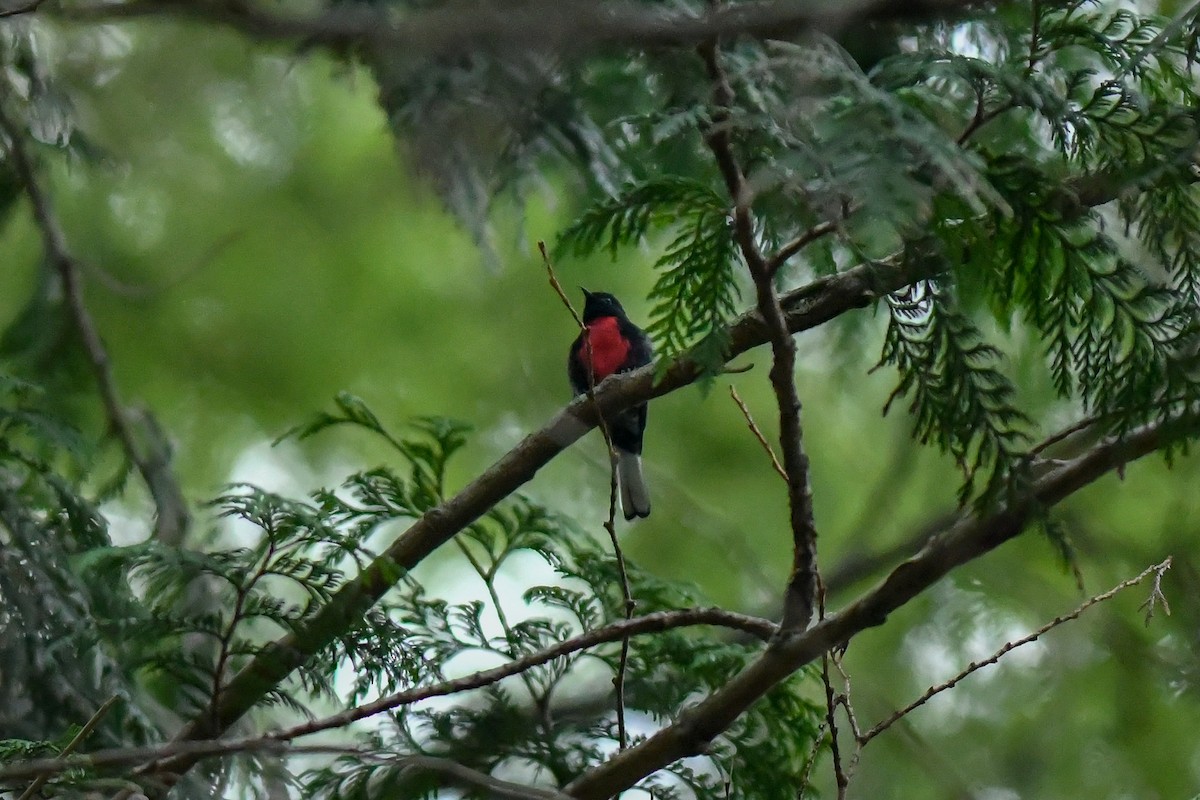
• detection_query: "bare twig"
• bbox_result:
[4,745,571,800]
[539,240,636,750]
[795,719,829,799]
[1028,413,1105,458]
[1028,396,1199,461]
[859,557,1173,745]
[1139,559,1172,624]
[564,420,1191,800]
[268,606,773,745]
[765,217,841,277]
[0,100,190,545]
[819,657,850,800]
[729,385,788,481]
[132,161,1166,791]
[541,241,584,328]
[700,38,820,635]
[16,695,118,800]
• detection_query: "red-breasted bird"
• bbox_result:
[568,289,654,520]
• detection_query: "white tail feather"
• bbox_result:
[617,452,651,520]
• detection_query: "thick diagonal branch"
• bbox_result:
[0,101,190,544]
[133,248,916,795]
[130,163,1146,792]
[700,39,819,634]
[57,0,989,57]
[564,415,1192,799]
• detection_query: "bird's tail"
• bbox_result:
[617,450,651,520]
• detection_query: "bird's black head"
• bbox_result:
[581,289,627,323]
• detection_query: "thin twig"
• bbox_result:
[1139,559,1172,624]
[765,218,840,276]
[956,97,1016,147]
[210,537,277,729]
[859,557,1173,745]
[137,163,1174,791]
[1026,0,1043,74]
[0,99,190,544]
[1028,395,1199,460]
[564,418,1192,800]
[1118,0,1200,79]
[795,719,829,799]
[16,695,118,800]
[729,385,788,482]
[819,656,849,800]
[1028,413,1104,457]
[271,606,773,744]
[814,563,852,797]
[5,745,571,800]
[453,536,557,745]
[700,38,820,635]
[832,655,863,743]
[539,240,636,751]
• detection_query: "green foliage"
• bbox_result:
[557,176,740,380]
[303,527,820,800]
[0,376,179,800]
[0,391,819,798]
[983,159,1200,429]
[283,396,822,800]
[11,1,1200,799]
[878,277,1030,506]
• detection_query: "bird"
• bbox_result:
[567,289,654,520]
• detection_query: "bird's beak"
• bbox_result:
[580,287,593,301]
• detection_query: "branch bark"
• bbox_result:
[134,254,913,792]
[270,607,774,746]
[0,100,190,545]
[130,161,1155,792]
[700,38,820,634]
[563,415,1191,799]
[57,0,991,56]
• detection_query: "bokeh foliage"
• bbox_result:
[3,0,1200,798]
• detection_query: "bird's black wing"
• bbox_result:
[567,332,589,396]
[618,320,654,372]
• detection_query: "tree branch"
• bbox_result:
[563,414,1193,799]
[766,216,844,276]
[268,606,775,745]
[0,99,190,544]
[858,556,1173,746]
[123,161,1158,793]
[729,385,788,481]
[137,248,917,794]
[3,745,571,800]
[700,38,820,635]
[57,0,991,57]
[0,610,771,792]
[15,695,117,800]
[539,241,636,749]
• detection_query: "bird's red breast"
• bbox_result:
[579,316,631,381]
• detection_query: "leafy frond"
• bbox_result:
[983,158,1200,432]
[557,175,740,379]
[878,276,1030,506]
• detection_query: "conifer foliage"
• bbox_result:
[4,1,1200,799]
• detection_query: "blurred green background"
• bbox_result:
[3,12,1200,799]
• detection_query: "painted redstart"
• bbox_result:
[568,289,654,520]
